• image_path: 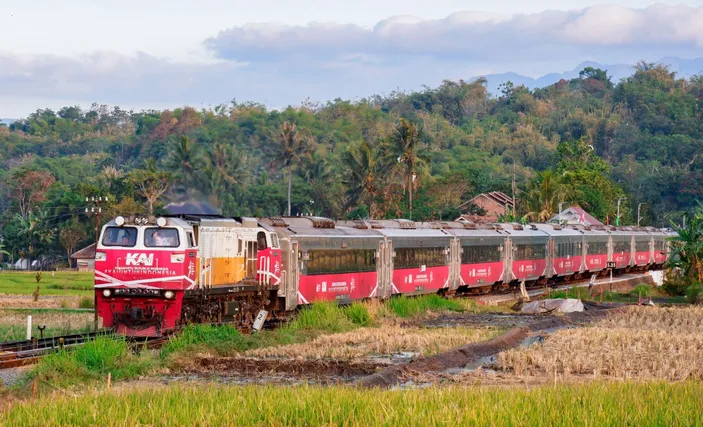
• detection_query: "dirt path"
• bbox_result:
[355,305,627,388]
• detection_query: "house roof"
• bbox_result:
[71,243,95,259]
[459,192,514,209]
[550,206,603,226]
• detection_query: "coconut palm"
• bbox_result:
[271,121,313,216]
[381,118,429,220]
[342,140,379,218]
[166,135,198,183]
[524,170,573,222]
[204,143,248,196]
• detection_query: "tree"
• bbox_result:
[9,169,56,218]
[204,143,248,197]
[524,170,573,222]
[668,205,703,284]
[271,121,313,216]
[342,140,379,218]
[15,210,55,268]
[166,135,199,183]
[59,222,87,267]
[129,161,173,215]
[381,118,429,220]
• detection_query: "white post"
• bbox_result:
[26,315,32,340]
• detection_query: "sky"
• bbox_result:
[1,0,703,117]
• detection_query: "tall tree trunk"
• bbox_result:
[409,173,413,220]
[287,166,292,216]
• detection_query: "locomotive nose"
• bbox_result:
[129,307,143,322]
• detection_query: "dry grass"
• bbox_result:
[0,309,93,341]
[246,325,499,360]
[0,295,81,309]
[498,306,703,381]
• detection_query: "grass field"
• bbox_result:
[0,271,93,296]
[2,382,701,426]
[0,308,94,341]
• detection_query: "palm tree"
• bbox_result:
[381,118,429,220]
[342,140,379,218]
[167,135,198,183]
[204,143,248,197]
[271,121,312,216]
[667,205,703,283]
[15,210,55,268]
[303,153,334,216]
[524,170,573,222]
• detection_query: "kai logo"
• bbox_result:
[125,253,154,266]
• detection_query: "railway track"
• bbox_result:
[0,271,660,371]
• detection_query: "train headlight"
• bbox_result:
[164,291,175,299]
[115,216,125,226]
[102,289,112,297]
[157,217,167,227]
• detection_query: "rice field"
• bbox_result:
[246,325,499,359]
[0,308,94,341]
[0,271,93,296]
[2,382,701,426]
[498,306,703,381]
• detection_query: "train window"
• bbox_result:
[187,232,196,248]
[102,227,137,247]
[515,244,546,260]
[237,238,243,255]
[144,228,180,248]
[461,245,501,264]
[395,247,446,269]
[257,232,268,250]
[588,241,608,254]
[271,234,280,249]
[613,240,631,253]
[306,249,376,275]
[556,242,582,257]
[635,241,650,252]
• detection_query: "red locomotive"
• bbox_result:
[94,215,672,336]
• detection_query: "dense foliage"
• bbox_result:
[0,63,701,267]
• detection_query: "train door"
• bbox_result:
[449,238,461,290]
[286,241,299,310]
[386,240,395,294]
[376,240,391,298]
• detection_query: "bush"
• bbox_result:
[287,302,355,333]
[161,324,244,357]
[387,294,463,318]
[78,296,94,309]
[31,335,153,387]
[344,303,372,327]
[685,283,703,305]
[662,277,690,296]
[629,284,654,297]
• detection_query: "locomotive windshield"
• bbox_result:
[102,227,137,247]
[144,228,180,248]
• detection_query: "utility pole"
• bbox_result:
[511,164,517,218]
[558,202,563,223]
[85,196,109,330]
[637,203,646,227]
[616,198,623,226]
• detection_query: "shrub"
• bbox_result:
[344,303,372,327]
[78,296,94,309]
[629,284,654,297]
[685,283,703,305]
[387,294,463,318]
[161,324,244,357]
[287,302,355,333]
[31,335,153,387]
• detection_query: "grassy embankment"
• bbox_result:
[21,295,483,389]
[547,283,686,304]
[2,382,702,426]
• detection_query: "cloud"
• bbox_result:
[3,4,703,117]
[205,4,703,62]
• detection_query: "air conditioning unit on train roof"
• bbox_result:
[269,217,289,227]
[368,220,383,229]
[397,220,416,229]
[306,216,335,229]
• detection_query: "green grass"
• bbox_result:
[0,308,94,341]
[0,271,93,296]
[3,382,702,426]
[387,294,464,318]
[28,335,154,388]
[546,284,689,304]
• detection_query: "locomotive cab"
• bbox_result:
[95,216,196,336]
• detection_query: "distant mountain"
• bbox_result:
[0,118,16,126]
[481,57,703,95]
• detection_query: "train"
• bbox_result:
[94,214,673,336]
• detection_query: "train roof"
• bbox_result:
[530,223,584,237]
